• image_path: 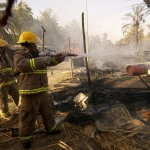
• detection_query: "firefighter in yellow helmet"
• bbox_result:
[0,38,19,120]
[13,31,68,149]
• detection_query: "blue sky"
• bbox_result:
[16,0,146,43]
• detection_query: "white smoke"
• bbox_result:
[77,45,137,70]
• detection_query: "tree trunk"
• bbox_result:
[135,25,139,50]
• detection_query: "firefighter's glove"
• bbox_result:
[39,52,47,57]
[42,56,52,66]
[58,52,69,58]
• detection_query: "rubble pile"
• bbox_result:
[1,68,150,149]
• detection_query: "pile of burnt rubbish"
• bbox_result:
[1,69,150,149]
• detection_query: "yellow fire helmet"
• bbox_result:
[0,38,8,47]
[17,31,39,44]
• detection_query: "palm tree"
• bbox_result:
[123,26,144,46]
[122,4,147,49]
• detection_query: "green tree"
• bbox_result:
[63,20,82,43]
[10,0,33,41]
[123,26,144,45]
[143,32,150,41]
[89,35,101,51]
[31,9,65,48]
[122,4,147,49]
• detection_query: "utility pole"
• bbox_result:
[86,0,89,53]
[82,12,91,87]
[68,37,73,78]
[42,26,46,52]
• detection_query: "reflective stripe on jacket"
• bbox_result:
[13,49,65,95]
[14,50,48,95]
[0,47,17,85]
[0,80,16,88]
[0,67,12,73]
[0,67,16,88]
[19,87,49,95]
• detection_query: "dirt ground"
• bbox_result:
[1,61,150,150]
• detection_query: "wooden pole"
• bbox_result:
[68,37,73,78]
[82,12,91,87]
[42,26,46,52]
[86,0,89,53]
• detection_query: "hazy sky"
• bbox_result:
[16,0,147,43]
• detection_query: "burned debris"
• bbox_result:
[1,59,150,149]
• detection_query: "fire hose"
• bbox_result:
[10,53,78,77]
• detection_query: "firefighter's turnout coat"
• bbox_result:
[0,47,16,85]
[13,47,64,142]
[0,47,19,113]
